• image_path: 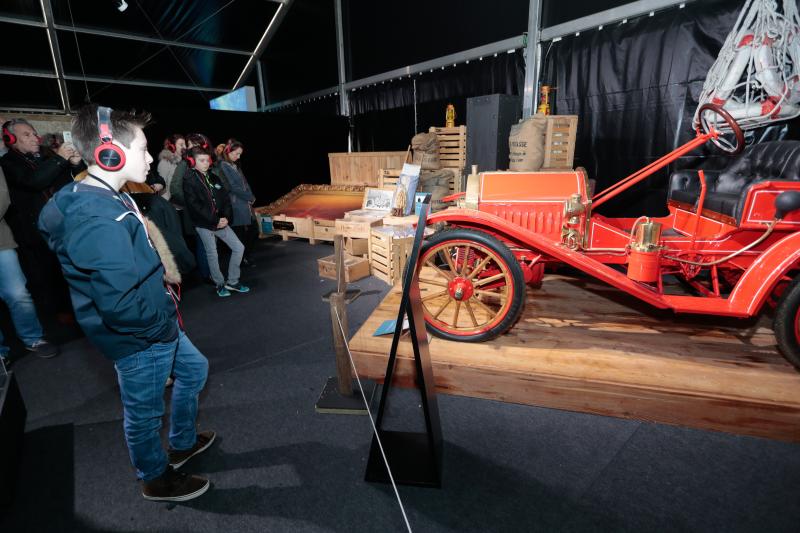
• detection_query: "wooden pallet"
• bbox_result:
[348,273,800,443]
[328,151,409,187]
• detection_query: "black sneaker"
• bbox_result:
[142,466,210,502]
[25,340,58,359]
[168,430,217,469]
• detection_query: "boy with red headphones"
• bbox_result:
[38,105,215,502]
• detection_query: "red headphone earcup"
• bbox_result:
[186,156,196,168]
[2,129,16,145]
[94,142,126,171]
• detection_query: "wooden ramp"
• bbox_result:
[349,274,800,443]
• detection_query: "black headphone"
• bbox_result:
[94,106,126,172]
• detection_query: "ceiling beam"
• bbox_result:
[0,68,228,92]
[540,0,695,42]
[40,0,70,112]
[233,0,294,90]
[0,15,45,28]
[52,24,251,56]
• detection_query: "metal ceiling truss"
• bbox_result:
[262,35,525,112]
[1,0,698,114]
[233,0,294,90]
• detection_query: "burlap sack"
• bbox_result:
[418,169,454,211]
[411,132,440,170]
[509,114,547,171]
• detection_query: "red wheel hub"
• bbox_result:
[448,276,475,301]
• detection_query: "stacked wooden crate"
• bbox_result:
[328,151,409,187]
[429,125,467,177]
[369,226,415,286]
[541,115,578,170]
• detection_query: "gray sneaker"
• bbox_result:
[25,340,58,359]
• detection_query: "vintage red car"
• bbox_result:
[419,104,800,370]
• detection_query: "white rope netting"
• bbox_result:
[695,0,800,132]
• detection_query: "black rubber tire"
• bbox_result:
[773,275,800,371]
[419,228,526,342]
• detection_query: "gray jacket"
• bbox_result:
[219,161,255,227]
[0,168,17,250]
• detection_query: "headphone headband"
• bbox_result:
[94,105,126,171]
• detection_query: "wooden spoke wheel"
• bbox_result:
[773,274,800,370]
[418,228,525,342]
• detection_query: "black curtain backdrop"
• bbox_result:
[350,51,524,151]
[144,108,348,205]
[542,0,798,217]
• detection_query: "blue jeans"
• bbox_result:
[114,329,209,481]
[0,248,44,356]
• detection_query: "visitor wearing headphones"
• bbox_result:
[157,134,185,201]
[183,146,249,297]
[38,104,215,502]
[0,118,86,327]
[216,139,257,267]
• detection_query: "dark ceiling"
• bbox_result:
[0,0,648,112]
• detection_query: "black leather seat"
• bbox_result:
[668,141,800,222]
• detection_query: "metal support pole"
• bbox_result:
[40,0,70,113]
[334,0,352,151]
[522,0,543,118]
[256,61,266,110]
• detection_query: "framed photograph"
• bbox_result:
[363,187,395,211]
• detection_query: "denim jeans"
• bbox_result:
[114,329,209,481]
[0,248,44,355]
[195,226,244,287]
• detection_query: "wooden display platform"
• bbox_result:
[254,184,365,244]
[349,273,800,443]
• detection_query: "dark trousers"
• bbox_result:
[232,223,257,259]
[16,237,73,321]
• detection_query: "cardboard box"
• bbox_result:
[317,253,371,283]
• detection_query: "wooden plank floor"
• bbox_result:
[349,274,800,443]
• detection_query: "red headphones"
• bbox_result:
[2,125,16,146]
[185,155,196,168]
[166,140,176,153]
[94,106,126,172]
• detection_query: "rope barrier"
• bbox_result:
[332,305,413,533]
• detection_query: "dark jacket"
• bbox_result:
[0,169,17,250]
[130,192,196,274]
[169,159,189,206]
[38,182,178,360]
[218,161,255,227]
[0,149,86,247]
[183,168,232,230]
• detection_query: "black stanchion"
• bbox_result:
[365,194,443,488]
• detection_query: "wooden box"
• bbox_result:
[312,219,336,241]
[328,151,409,187]
[271,214,313,241]
[335,217,383,239]
[429,125,467,175]
[542,115,578,169]
[317,253,371,283]
[380,168,458,195]
[345,237,369,257]
[369,226,415,286]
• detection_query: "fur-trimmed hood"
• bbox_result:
[158,149,182,164]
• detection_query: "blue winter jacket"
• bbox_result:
[38,182,178,360]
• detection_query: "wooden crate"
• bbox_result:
[429,125,467,174]
[335,217,383,239]
[312,219,336,242]
[317,254,371,283]
[328,151,409,187]
[345,237,369,257]
[380,168,458,194]
[542,115,578,169]
[271,214,314,242]
[348,274,800,443]
[369,227,414,286]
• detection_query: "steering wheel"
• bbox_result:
[696,103,744,155]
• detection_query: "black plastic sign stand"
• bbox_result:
[365,194,443,488]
